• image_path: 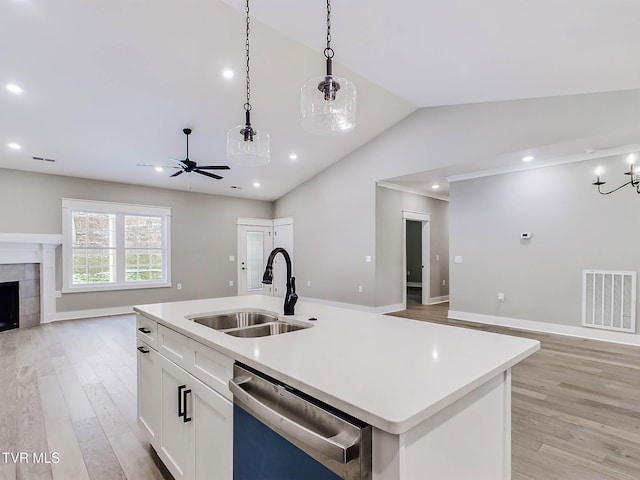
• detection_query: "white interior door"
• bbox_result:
[237,224,273,296]
[272,219,294,298]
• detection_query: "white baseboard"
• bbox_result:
[407,282,422,288]
[304,297,404,315]
[49,306,134,322]
[429,295,449,305]
[448,310,640,347]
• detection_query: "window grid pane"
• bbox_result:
[124,215,164,282]
[71,212,116,284]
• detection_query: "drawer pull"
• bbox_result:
[138,327,152,334]
[137,346,150,354]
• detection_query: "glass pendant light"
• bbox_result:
[227,0,270,166]
[301,0,356,136]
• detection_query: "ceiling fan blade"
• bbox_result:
[137,164,180,169]
[196,165,231,170]
[194,169,222,180]
[170,170,184,177]
[169,157,188,168]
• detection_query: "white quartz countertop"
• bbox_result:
[134,295,539,434]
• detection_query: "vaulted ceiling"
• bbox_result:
[2,0,639,201]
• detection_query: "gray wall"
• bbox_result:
[274,90,635,308]
[375,187,449,306]
[449,156,640,330]
[406,221,422,284]
[0,169,273,312]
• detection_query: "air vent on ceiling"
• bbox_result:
[32,156,55,162]
[230,185,243,189]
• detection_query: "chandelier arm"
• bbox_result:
[597,181,633,195]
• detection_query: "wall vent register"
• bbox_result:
[582,270,636,333]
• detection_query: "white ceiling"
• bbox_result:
[2,0,640,201]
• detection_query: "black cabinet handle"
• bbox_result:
[182,389,192,423]
[178,385,186,419]
[137,346,149,354]
[138,327,151,334]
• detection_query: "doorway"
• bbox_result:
[237,217,294,297]
[402,210,430,308]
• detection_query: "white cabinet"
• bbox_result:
[137,340,161,444]
[157,353,233,480]
[137,316,233,480]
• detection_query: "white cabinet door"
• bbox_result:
[137,341,161,446]
[154,352,233,480]
[158,355,194,480]
[192,379,233,480]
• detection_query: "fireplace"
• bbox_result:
[0,234,62,325]
[0,281,19,331]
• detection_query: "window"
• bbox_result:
[62,199,171,292]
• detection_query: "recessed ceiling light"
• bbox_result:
[289,153,298,160]
[432,184,440,190]
[522,155,534,163]
[6,84,23,94]
[8,142,21,150]
[253,182,260,188]
[222,69,234,80]
[155,167,164,172]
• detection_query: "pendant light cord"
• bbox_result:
[324,0,334,60]
[244,0,251,113]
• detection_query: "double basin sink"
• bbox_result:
[187,310,312,338]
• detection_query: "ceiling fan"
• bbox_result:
[139,128,230,180]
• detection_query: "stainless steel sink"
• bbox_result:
[226,322,308,338]
[191,311,279,330]
[188,310,312,338]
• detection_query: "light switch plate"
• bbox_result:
[365,256,372,263]
[229,255,235,261]
[455,256,463,263]
[229,280,234,287]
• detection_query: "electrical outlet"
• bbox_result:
[229,280,234,287]
[307,281,311,287]
[497,292,505,301]
[442,279,446,286]
[177,283,182,290]
[436,254,440,261]
[55,290,62,298]
[358,285,363,293]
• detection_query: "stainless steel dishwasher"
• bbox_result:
[229,363,372,480]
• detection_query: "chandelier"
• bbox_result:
[592,154,640,195]
[300,0,356,136]
[227,0,270,166]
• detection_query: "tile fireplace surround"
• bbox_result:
[0,233,62,325]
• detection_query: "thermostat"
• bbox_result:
[520,232,533,239]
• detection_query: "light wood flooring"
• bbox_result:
[0,315,172,480]
[2,309,639,479]
[391,302,640,480]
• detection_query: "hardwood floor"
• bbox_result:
[390,302,640,480]
[0,315,172,480]
[2,308,639,479]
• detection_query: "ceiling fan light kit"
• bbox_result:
[227,0,271,167]
[300,0,357,136]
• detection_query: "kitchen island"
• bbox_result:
[134,295,539,480]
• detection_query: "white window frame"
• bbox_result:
[62,198,172,293]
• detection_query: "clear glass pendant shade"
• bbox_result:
[300,75,356,136]
[226,126,270,167]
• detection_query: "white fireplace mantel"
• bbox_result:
[0,233,63,324]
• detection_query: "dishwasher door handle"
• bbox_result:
[229,375,358,464]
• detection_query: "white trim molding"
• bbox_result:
[377,181,450,202]
[402,210,431,222]
[0,233,62,324]
[448,310,640,347]
[304,297,404,315]
[429,295,450,305]
[53,306,134,322]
